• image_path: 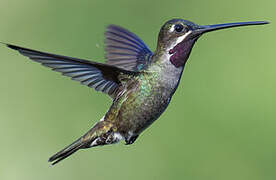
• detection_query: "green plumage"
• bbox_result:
[3,18,268,165]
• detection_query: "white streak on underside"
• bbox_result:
[90,138,99,147]
[89,132,124,147]
[113,132,124,141]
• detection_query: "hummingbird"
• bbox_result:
[3,19,268,165]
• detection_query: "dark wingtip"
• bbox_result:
[7,45,18,50]
[259,21,270,25]
[0,42,20,50]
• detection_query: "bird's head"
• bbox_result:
[156,19,269,67]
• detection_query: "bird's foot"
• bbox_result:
[125,135,139,145]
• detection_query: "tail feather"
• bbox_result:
[48,121,113,165]
[48,138,84,166]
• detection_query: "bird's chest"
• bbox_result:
[117,66,183,134]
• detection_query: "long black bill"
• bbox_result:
[193,21,269,36]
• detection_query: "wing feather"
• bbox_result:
[5,43,136,98]
[105,25,153,71]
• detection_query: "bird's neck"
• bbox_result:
[153,38,198,68]
[147,50,184,90]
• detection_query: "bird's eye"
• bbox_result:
[174,24,184,32]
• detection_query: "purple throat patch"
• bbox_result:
[169,38,197,67]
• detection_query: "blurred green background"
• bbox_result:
[0,0,274,180]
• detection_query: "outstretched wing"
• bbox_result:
[5,43,136,98]
[105,25,153,71]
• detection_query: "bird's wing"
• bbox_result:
[5,43,136,98]
[105,25,153,71]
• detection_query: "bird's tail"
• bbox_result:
[48,137,86,166]
[48,121,113,166]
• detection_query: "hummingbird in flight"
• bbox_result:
[3,19,268,165]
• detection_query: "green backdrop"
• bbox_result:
[0,0,274,180]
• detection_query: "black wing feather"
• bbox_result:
[5,43,135,98]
